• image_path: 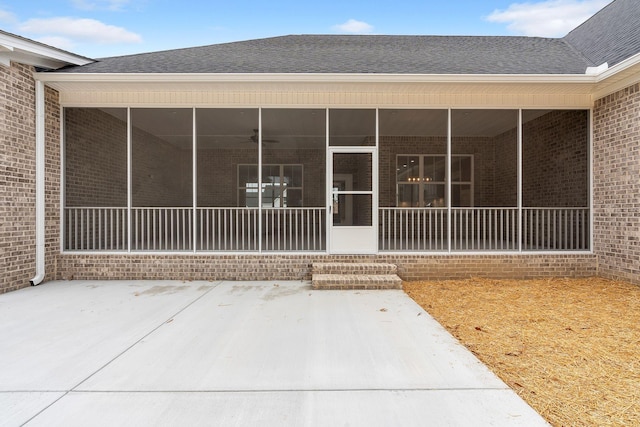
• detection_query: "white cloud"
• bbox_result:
[71,0,131,11]
[333,19,374,34]
[486,0,612,37]
[18,17,142,45]
[0,8,18,24]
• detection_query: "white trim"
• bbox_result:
[30,81,46,286]
[192,108,197,253]
[328,147,378,254]
[58,249,593,256]
[447,108,452,253]
[596,52,640,81]
[589,108,594,252]
[0,32,92,68]
[34,72,599,84]
[60,107,66,254]
[258,108,263,251]
[517,109,523,252]
[127,107,132,253]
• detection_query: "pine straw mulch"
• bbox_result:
[404,277,640,427]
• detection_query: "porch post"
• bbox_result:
[258,108,263,253]
[127,107,132,253]
[447,108,452,253]
[192,108,197,253]
[518,109,523,252]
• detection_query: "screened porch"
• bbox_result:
[63,108,590,253]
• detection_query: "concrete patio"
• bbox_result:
[0,280,548,426]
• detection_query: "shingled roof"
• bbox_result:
[51,0,640,76]
[54,35,591,75]
[564,0,640,68]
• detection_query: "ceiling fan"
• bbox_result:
[249,129,279,144]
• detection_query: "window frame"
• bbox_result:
[396,154,474,207]
[238,163,304,208]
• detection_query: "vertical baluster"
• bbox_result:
[381,209,385,251]
[131,209,135,250]
[312,209,316,251]
[498,209,502,250]
[69,209,74,250]
[174,209,178,251]
[95,209,100,250]
[570,209,575,250]
[224,208,229,250]
[581,209,586,250]
[387,209,391,251]
[239,209,243,251]
[108,209,113,250]
[562,209,567,250]
[390,210,395,251]
[215,209,219,250]
[409,209,414,250]
[464,209,468,250]
[496,209,498,249]
[143,208,148,250]
[206,209,210,251]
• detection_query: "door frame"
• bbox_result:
[327,147,378,254]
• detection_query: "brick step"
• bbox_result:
[311,273,403,290]
[311,262,397,276]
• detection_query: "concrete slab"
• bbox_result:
[0,280,216,390]
[27,390,546,427]
[0,393,63,427]
[77,281,503,391]
[0,280,550,426]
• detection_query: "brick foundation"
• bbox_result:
[55,253,596,282]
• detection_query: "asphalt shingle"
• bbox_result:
[49,0,640,76]
[564,0,640,67]
[53,35,591,75]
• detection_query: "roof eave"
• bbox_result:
[0,32,94,69]
[34,72,598,84]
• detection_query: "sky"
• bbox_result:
[0,0,613,59]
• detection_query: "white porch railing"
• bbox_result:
[65,207,326,252]
[262,208,326,251]
[379,208,448,251]
[522,208,589,250]
[65,207,127,251]
[197,208,259,251]
[451,208,519,251]
[65,207,588,252]
[131,207,192,251]
[379,207,590,251]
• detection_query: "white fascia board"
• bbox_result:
[34,72,599,85]
[595,51,640,82]
[0,32,93,68]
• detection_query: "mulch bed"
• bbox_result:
[404,277,640,427]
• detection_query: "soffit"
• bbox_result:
[41,77,597,108]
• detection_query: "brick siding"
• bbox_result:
[593,83,640,285]
[1,62,60,294]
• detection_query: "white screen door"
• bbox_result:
[329,148,377,254]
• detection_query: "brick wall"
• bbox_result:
[593,83,640,285]
[65,108,127,207]
[523,110,589,207]
[0,62,60,294]
[55,253,596,282]
[1,62,36,293]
